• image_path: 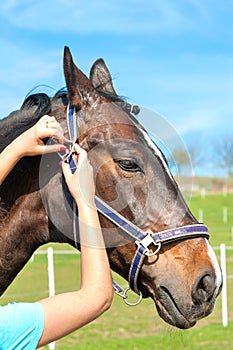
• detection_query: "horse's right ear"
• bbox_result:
[63,46,100,108]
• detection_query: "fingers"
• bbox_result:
[62,144,87,177]
[39,144,67,154]
[72,144,88,165]
[72,143,83,156]
[61,144,95,204]
[37,115,64,144]
[39,115,57,125]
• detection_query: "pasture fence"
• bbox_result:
[33,244,231,333]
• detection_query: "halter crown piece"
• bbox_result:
[62,104,210,306]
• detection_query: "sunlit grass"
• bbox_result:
[1,193,233,349]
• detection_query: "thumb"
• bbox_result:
[61,160,73,181]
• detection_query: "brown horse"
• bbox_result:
[0,47,222,329]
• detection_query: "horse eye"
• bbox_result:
[116,159,142,173]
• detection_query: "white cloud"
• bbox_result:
[0,37,63,83]
[176,109,218,135]
[0,0,224,35]
[0,39,65,117]
[1,0,233,134]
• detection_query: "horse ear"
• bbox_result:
[63,46,100,108]
[90,58,117,96]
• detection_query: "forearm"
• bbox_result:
[78,203,112,292]
[0,142,22,184]
[37,200,113,347]
[38,287,111,347]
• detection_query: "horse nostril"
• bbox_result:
[192,273,216,305]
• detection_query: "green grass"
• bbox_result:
[58,322,233,350]
[189,192,233,246]
[1,193,233,349]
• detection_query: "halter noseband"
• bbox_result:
[62,104,209,306]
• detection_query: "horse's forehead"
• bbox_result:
[85,102,134,128]
[79,102,173,178]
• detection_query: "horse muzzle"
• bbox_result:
[140,241,223,329]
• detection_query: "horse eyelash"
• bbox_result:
[115,159,143,173]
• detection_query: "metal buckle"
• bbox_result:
[114,285,142,306]
[58,140,74,162]
[136,232,161,257]
[123,287,143,306]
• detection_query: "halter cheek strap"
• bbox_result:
[64,104,210,305]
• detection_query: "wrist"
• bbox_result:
[9,138,26,159]
[73,193,95,208]
[4,142,23,162]
[76,198,97,216]
[0,142,25,184]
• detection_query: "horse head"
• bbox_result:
[0,47,222,330]
[46,47,221,329]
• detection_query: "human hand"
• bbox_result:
[61,144,95,207]
[11,115,66,157]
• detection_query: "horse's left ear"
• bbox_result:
[63,46,101,108]
[90,58,117,96]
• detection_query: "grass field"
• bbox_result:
[1,192,233,349]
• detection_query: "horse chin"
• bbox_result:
[154,290,196,330]
[141,282,196,329]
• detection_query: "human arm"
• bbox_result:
[37,144,113,347]
[0,115,65,185]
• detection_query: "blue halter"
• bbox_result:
[64,104,209,305]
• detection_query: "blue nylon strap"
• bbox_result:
[65,104,210,246]
[65,103,210,298]
[129,245,147,294]
[67,105,77,142]
[128,224,209,294]
[67,154,80,250]
[68,153,77,174]
[94,196,146,242]
[67,152,125,295]
[112,279,124,294]
[66,151,146,243]
[152,224,209,244]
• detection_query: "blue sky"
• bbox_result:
[1,0,233,176]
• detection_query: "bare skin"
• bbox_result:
[0,115,65,185]
[0,117,113,348]
[37,144,113,347]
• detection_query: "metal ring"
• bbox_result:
[123,287,143,306]
[145,242,161,257]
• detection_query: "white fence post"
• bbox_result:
[198,209,203,222]
[220,243,228,327]
[223,207,228,224]
[47,247,56,349]
[201,188,206,199]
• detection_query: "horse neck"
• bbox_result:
[0,156,41,217]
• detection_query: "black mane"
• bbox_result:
[0,89,67,152]
[0,86,139,153]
